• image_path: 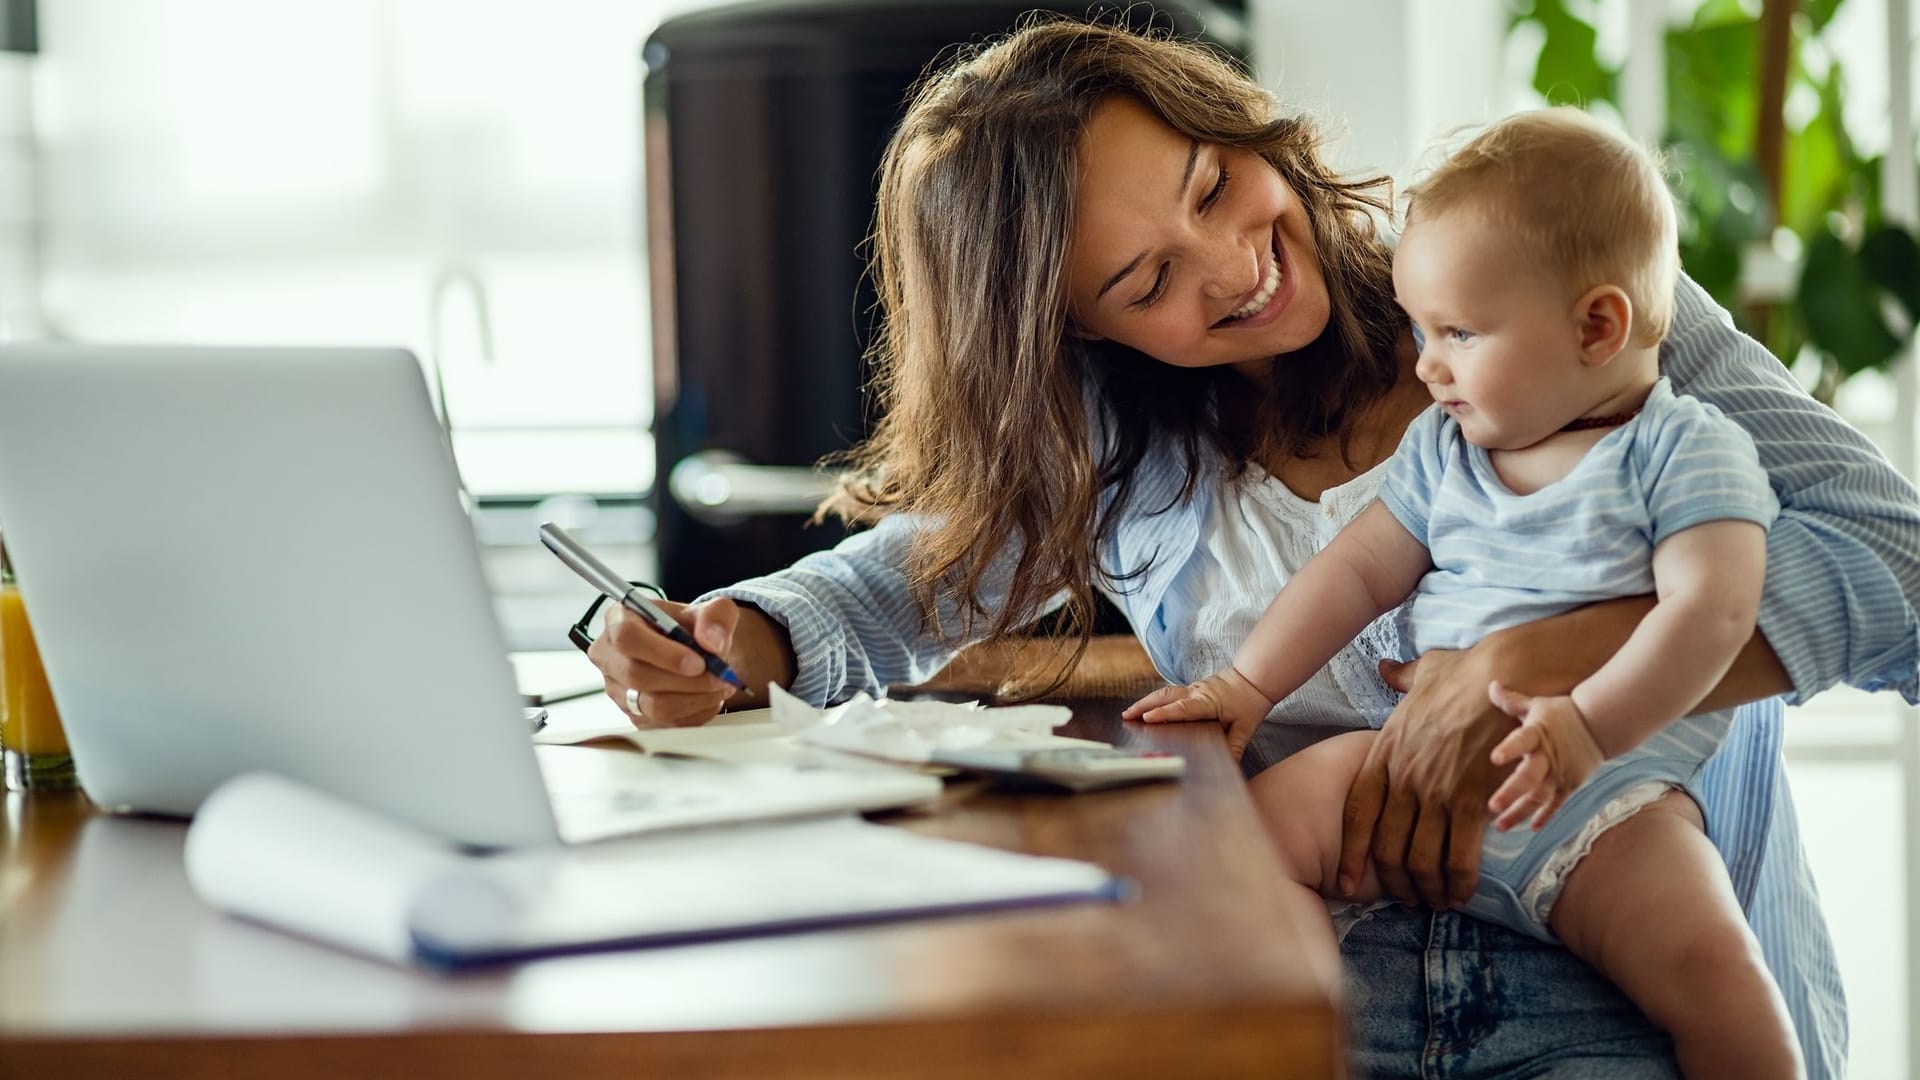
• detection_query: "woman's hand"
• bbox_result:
[1124,667,1273,761]
[587,596,795,728]
[1335,647,1518,909]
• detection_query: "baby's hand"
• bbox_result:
[1123,668,1273,761]
[1484,682,1606,831]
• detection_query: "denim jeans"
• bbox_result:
[1250,709,1843,1078]
[1342,906,1680,1079]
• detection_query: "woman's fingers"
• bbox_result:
[632,687,732,728]
[1337,734,1393,897]
[1405,803,1452,908]
[597,602,703,675]
[1370,782,1422,904]
[588,600,735,725]
[688,596,740,655]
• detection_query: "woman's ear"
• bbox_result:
[1572,285,1633,367]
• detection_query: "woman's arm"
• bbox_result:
[1664,274,1920,701]
[1488,594,1793,713]
[590,510,1063,726]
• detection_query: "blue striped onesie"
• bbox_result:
[1378,376,1780,939]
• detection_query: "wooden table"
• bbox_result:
[0,701,1342,1079]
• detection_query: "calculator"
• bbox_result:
[929,746,1186,793]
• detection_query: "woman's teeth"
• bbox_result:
[1225,254,1283,322]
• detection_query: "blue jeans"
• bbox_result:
[1343,907,1679,1079]
[1250,709,1845,1077]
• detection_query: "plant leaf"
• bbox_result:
[1666,20,1757,160]
[1861,224,1920,326]
[1803,0,1846,32]
[1799,229,1904,377]
[1782,66,1847,236]
[1527,0,1617,106]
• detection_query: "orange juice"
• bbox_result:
[1,580,66,758]
[1,534,75,790]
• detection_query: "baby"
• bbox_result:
[1127,108,1802,1077]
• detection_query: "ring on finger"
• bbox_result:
[624,687,644,718]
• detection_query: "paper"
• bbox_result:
[767,684,1082,763]
[186,773,1124,969]
[535,746,941,844]
[534,691,1106,769]
[186,773,460,964]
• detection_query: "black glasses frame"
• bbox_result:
[568,581,666,654]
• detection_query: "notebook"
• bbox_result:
[188,772,1125,969]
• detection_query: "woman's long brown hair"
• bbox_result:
[822,16,1404,695]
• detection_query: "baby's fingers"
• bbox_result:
[1124,685,1187,720]
[1488,755,1548,826]
[1494,789,1550,833]
[1141,696,1216,724]
[1487,679,1532,719]
[1489,724,1541,767]
[1529,790,1572,831]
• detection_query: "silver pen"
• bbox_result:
[538,522,745,688]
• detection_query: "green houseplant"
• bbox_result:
[1509,0,1920,403]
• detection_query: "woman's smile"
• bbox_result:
[1213,227,1291,331]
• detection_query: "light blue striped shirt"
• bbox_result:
[1382,377,1779,655]
[708,275,1914,1075]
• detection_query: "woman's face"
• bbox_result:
[1067,95,1331,378]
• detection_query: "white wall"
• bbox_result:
[1249,0,1510,181]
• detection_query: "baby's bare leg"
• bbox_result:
[1248,730,1384,898]
[1245,730,1384,984]
[1548,790,1803,1079]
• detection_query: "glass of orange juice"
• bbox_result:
[1,537,76,791]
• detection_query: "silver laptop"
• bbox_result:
[0,345,935,847]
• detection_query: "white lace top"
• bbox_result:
[1158,459,1406,734]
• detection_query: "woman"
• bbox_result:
[590,18,1914,1077]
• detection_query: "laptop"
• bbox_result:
[0,345,937,848]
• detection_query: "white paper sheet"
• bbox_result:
[184,773,1123,969]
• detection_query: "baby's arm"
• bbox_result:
[1127,501,1432,759]
[1487,518,1767,829]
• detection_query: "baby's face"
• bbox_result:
[1392,208,1595,450]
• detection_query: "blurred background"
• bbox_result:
[0,0,1913,1072]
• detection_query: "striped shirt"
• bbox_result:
[1382,377,1779,655]
[708,275,1917,1076]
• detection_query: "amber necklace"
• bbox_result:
[1560,409,1640,433]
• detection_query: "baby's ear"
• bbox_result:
[1573,285,1632,367]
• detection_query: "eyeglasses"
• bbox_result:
[568,580,666,654]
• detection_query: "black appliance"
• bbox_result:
[644,0,1241,599]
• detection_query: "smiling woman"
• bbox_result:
[821,22,1411,674]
